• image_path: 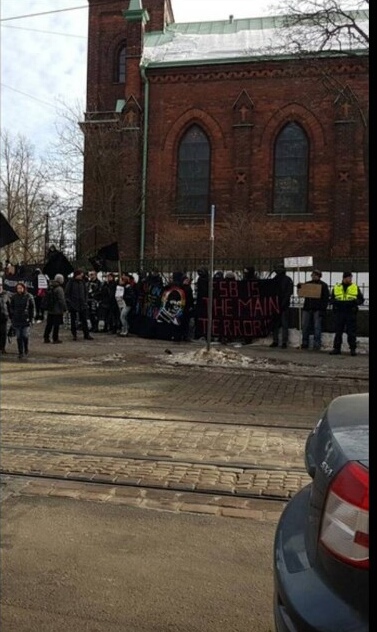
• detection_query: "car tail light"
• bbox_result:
[320,461,369,568]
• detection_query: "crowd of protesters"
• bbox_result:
[0,261,365,358]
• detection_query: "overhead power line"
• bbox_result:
[0,5,88,22]
[1,83,61,109]
[1,24,87,39]
[0,3,115,22]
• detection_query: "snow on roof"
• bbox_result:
[143,13,369,66]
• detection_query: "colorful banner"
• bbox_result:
[132,282,190,340]
[132,277,282,342]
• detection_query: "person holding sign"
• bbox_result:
[32,268,49,323]
[297,270,329,351]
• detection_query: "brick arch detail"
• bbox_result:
[103,34,127,61]
[162,109,226,154]
[259,103,326,150]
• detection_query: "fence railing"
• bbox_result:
[26,254,369,306]
[73,256,370,306]
[75,256,369,277]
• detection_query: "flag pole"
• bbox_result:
[206,204,215,353]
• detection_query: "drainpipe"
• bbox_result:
[140,63,149,268]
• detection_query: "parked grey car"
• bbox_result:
[273,392,369,632]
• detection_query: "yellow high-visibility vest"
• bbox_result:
[333,283,358,301]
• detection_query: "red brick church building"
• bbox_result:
[79,0,369,264]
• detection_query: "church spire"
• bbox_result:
[123,0,149,24]
[128,0,142,9]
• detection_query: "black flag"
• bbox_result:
[96,242,119,261]
[0,213,20,247]
[42,248,74,279]
[88,256,106,273]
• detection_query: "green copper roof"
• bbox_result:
[128,0,142,10]
[142,10,368,67]
[123,0,149,24]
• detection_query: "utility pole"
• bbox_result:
[206,204,215,353]
[44,213,50,262]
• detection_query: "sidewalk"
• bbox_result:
[3,322,369,375]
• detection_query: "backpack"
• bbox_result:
[41,285,56,311]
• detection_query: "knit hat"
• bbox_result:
[342,271,353,279]
[312,269,322,277]
[54,274,64,284]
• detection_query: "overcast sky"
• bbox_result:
[0,0,275,156]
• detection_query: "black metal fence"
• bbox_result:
[75,256,369,276]
[73,255,369,307]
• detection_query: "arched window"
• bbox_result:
[273,122,309,214]
[176,125,211,215]
[115,44,127,83]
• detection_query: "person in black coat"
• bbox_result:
[194,267,209,339]
[270,264,294,349]
[64,269,93,341]
[98,272,119,334]
[9,282,35,359]
[181,275,195,341]
[43,274,68,344]
[0,278,11,354]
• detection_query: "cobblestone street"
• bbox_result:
[1,331,368,516]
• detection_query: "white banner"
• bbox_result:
[284,256,313,268]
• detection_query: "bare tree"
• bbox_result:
[49,99,143,256]
[215,210,270,260]
[148,219,209,260]
[47,99,86,255]
[0,131,58,265]
[268,0,369,180]
[270,0,368,53]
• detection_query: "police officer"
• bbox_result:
[329,271,364,356]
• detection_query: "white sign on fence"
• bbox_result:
[284,256,313,268]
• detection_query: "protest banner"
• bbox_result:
[132,281,191,340]
[195,278,281,339]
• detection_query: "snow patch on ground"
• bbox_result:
[164,347,280,369]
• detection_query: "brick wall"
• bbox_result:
[82,0,369,261]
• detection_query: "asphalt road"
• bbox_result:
[1,496,276,632]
